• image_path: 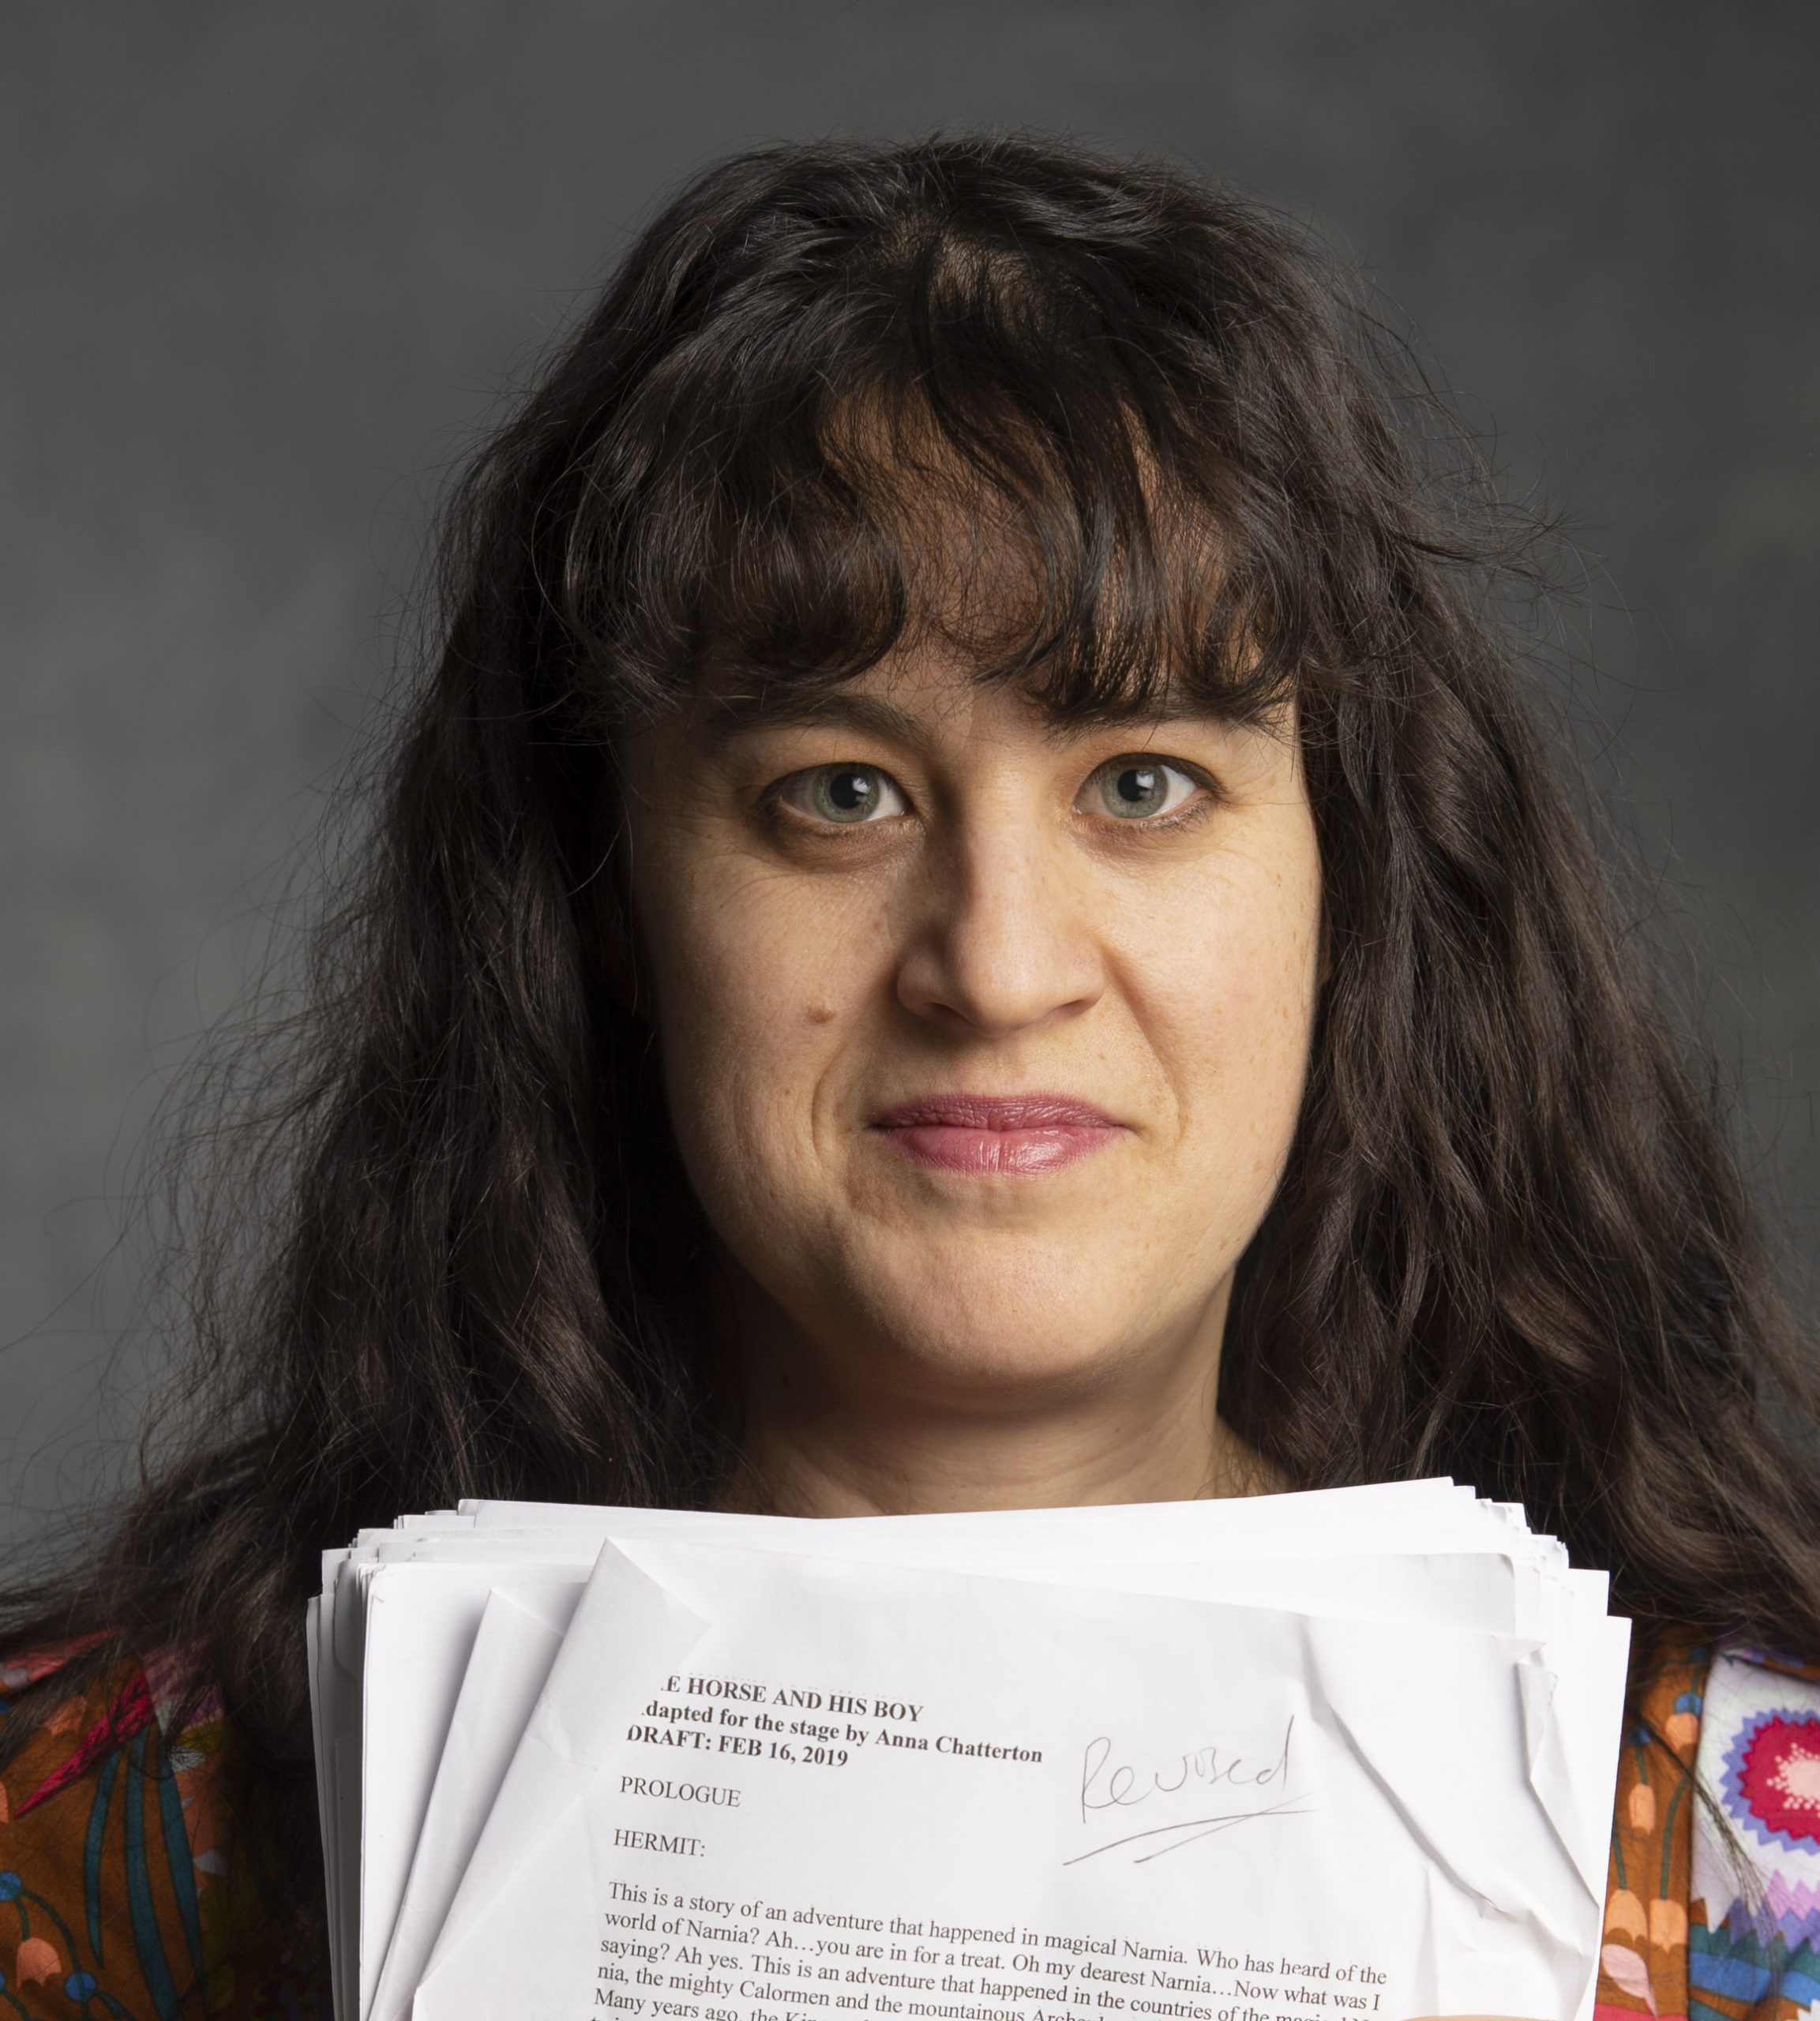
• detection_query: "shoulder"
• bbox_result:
[1601,1631,1820,2021]
[1687,1639,1820,2017]
[0,1641,328,2018]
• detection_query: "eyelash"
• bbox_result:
[764,757,1221,836]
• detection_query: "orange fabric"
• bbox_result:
[0,1646,325,2018]
[1597,1636,1703,2021]
[1595,1636,1820,2021]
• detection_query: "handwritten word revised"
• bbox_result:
[1079,1720,1293,1821]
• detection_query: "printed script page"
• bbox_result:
[410,1537,1601,2021]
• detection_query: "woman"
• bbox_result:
[3,136,1818,2021]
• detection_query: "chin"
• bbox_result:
[836,1242,1169,1398]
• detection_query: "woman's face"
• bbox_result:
[617,644,1323,1412]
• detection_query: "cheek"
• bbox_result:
[633,849,888,1198]
[1142,849,1322,1195]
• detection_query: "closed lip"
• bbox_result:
[869,1093,1123,1130]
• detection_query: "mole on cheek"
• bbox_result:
[805,1003,837,1025]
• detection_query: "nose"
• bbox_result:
[894,807,1105,1037]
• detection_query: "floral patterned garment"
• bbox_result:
[1601,1638,1820,2021]
[5,1636,1820,2020]
[0,1645,327,2019]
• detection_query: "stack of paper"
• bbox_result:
[308,1482,1630,2021]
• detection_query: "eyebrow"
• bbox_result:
[696,679,1255,748]
[699,687,929,748]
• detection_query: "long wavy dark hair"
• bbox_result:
[6,134,1819,1899]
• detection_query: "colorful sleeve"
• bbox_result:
[1599,1634,1708,2021]
[0,1644,327,2019]
[1684,1640,1820,2021]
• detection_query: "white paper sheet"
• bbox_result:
[343,1485,1494,2019]
[306,1485,1630,2021]
[415,1535,1607,2021]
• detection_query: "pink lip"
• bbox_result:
[869,1093,1126,1176]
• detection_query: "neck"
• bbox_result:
[712,1273,1285,1518]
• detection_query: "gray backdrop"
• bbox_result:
[4,2,1817,1555]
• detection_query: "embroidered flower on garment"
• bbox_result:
[1664,1712,1700,1753]
[14,1936,62,1985]
[1600,1942,1657,2015]
[1606,1890,1649,1941]
[1724,1709,1820,1852]
[1649,1897,1688,1950]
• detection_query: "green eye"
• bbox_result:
[1089,758,1201,820]
[782,764,909,825]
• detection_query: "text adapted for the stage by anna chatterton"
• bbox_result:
[623,1665,1051,1788]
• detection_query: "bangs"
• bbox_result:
[557,222,1300,729]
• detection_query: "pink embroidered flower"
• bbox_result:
[1600,1942,1657,2015]
[1736,1714,1820,1843]
[15,1936,62,1985]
